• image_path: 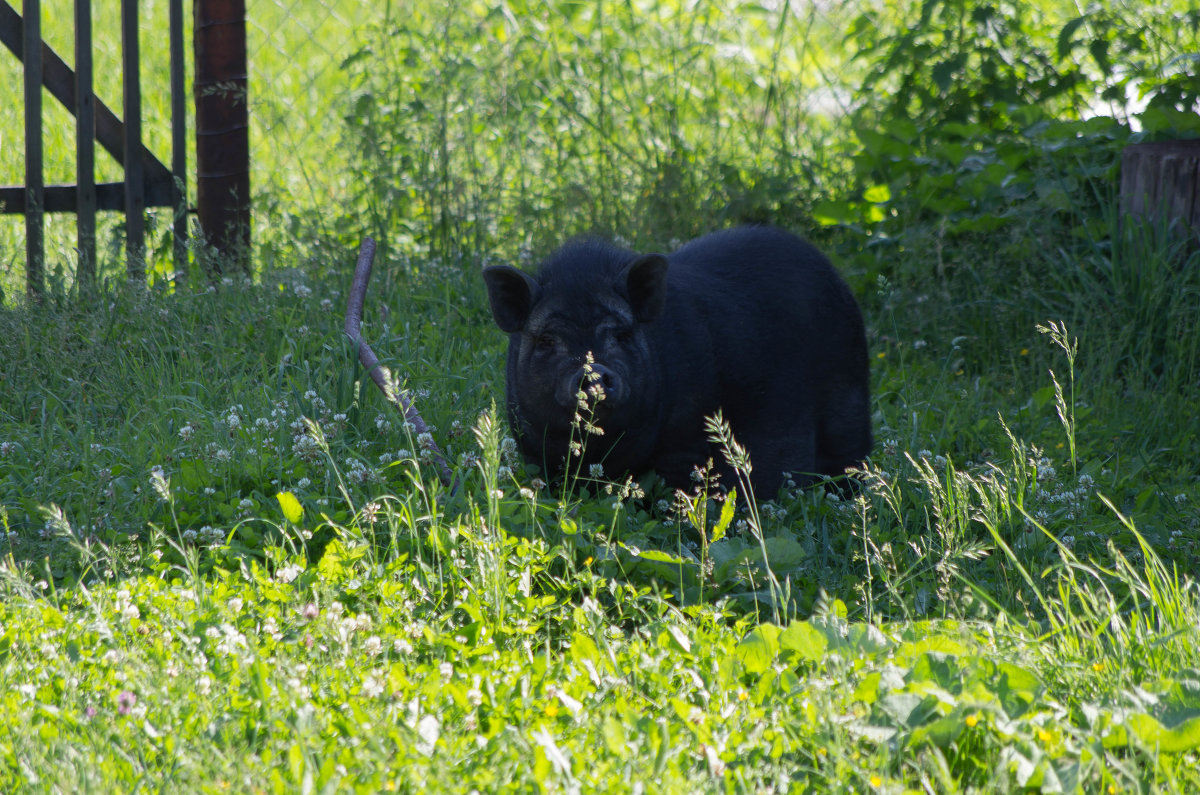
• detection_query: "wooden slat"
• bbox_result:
[1120,141,1200,239]
[0,0,172,184]
[23,0,43,299]
[0,179,175,214]
[169,0,187,277]
[121,0,144,280]
[75,0,96,285]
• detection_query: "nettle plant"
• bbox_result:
[819,0,1200,281]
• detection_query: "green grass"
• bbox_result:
[0,229,1196,790]
[2,0,1200,790]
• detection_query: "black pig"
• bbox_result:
[482,226,871,495]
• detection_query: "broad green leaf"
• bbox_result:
[908,714,964,750]
[854,671,881,705]
[896,635,968,661]
[1126,713,1200,753]
[779,620,827,663]
[1057,16,1088,58]
[276,491,303,524]
[570,631,600,663]
[992,661,1043,718]
[602,715,627,755]
[736,624,782,675]
[877,691,927,728]
[812,199,856,226]
[863,184,891,204]
[907,652,960,690]
[716,536,807,577]
[843,623,891,655]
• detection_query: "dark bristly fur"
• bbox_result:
[482,226,872,495]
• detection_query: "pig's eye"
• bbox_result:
[532,334,558,353]
[613,328,636,346]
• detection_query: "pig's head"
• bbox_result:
[482,241,669,480]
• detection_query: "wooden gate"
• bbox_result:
[0,0,187,298]
[2,0,250,300]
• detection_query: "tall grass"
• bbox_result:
[1,0,1199,788]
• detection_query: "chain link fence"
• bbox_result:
[244,0,377,256]
[2,0,868,293]
[245,0,869,267]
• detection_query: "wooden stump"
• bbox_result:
[1120,140,1200,242]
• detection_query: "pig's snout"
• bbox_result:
[557,362,627,409]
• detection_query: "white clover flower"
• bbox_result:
[394,638,413,655]
[588,463,604,478]
[276,564,303,584]
[361,674,384,699]
[263,616,282,641]
[364,636,382,656]
[214,624,248,656]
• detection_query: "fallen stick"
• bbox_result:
[344,237,455,488]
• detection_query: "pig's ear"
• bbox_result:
[482,265,540,333]
[622,254,669,323]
